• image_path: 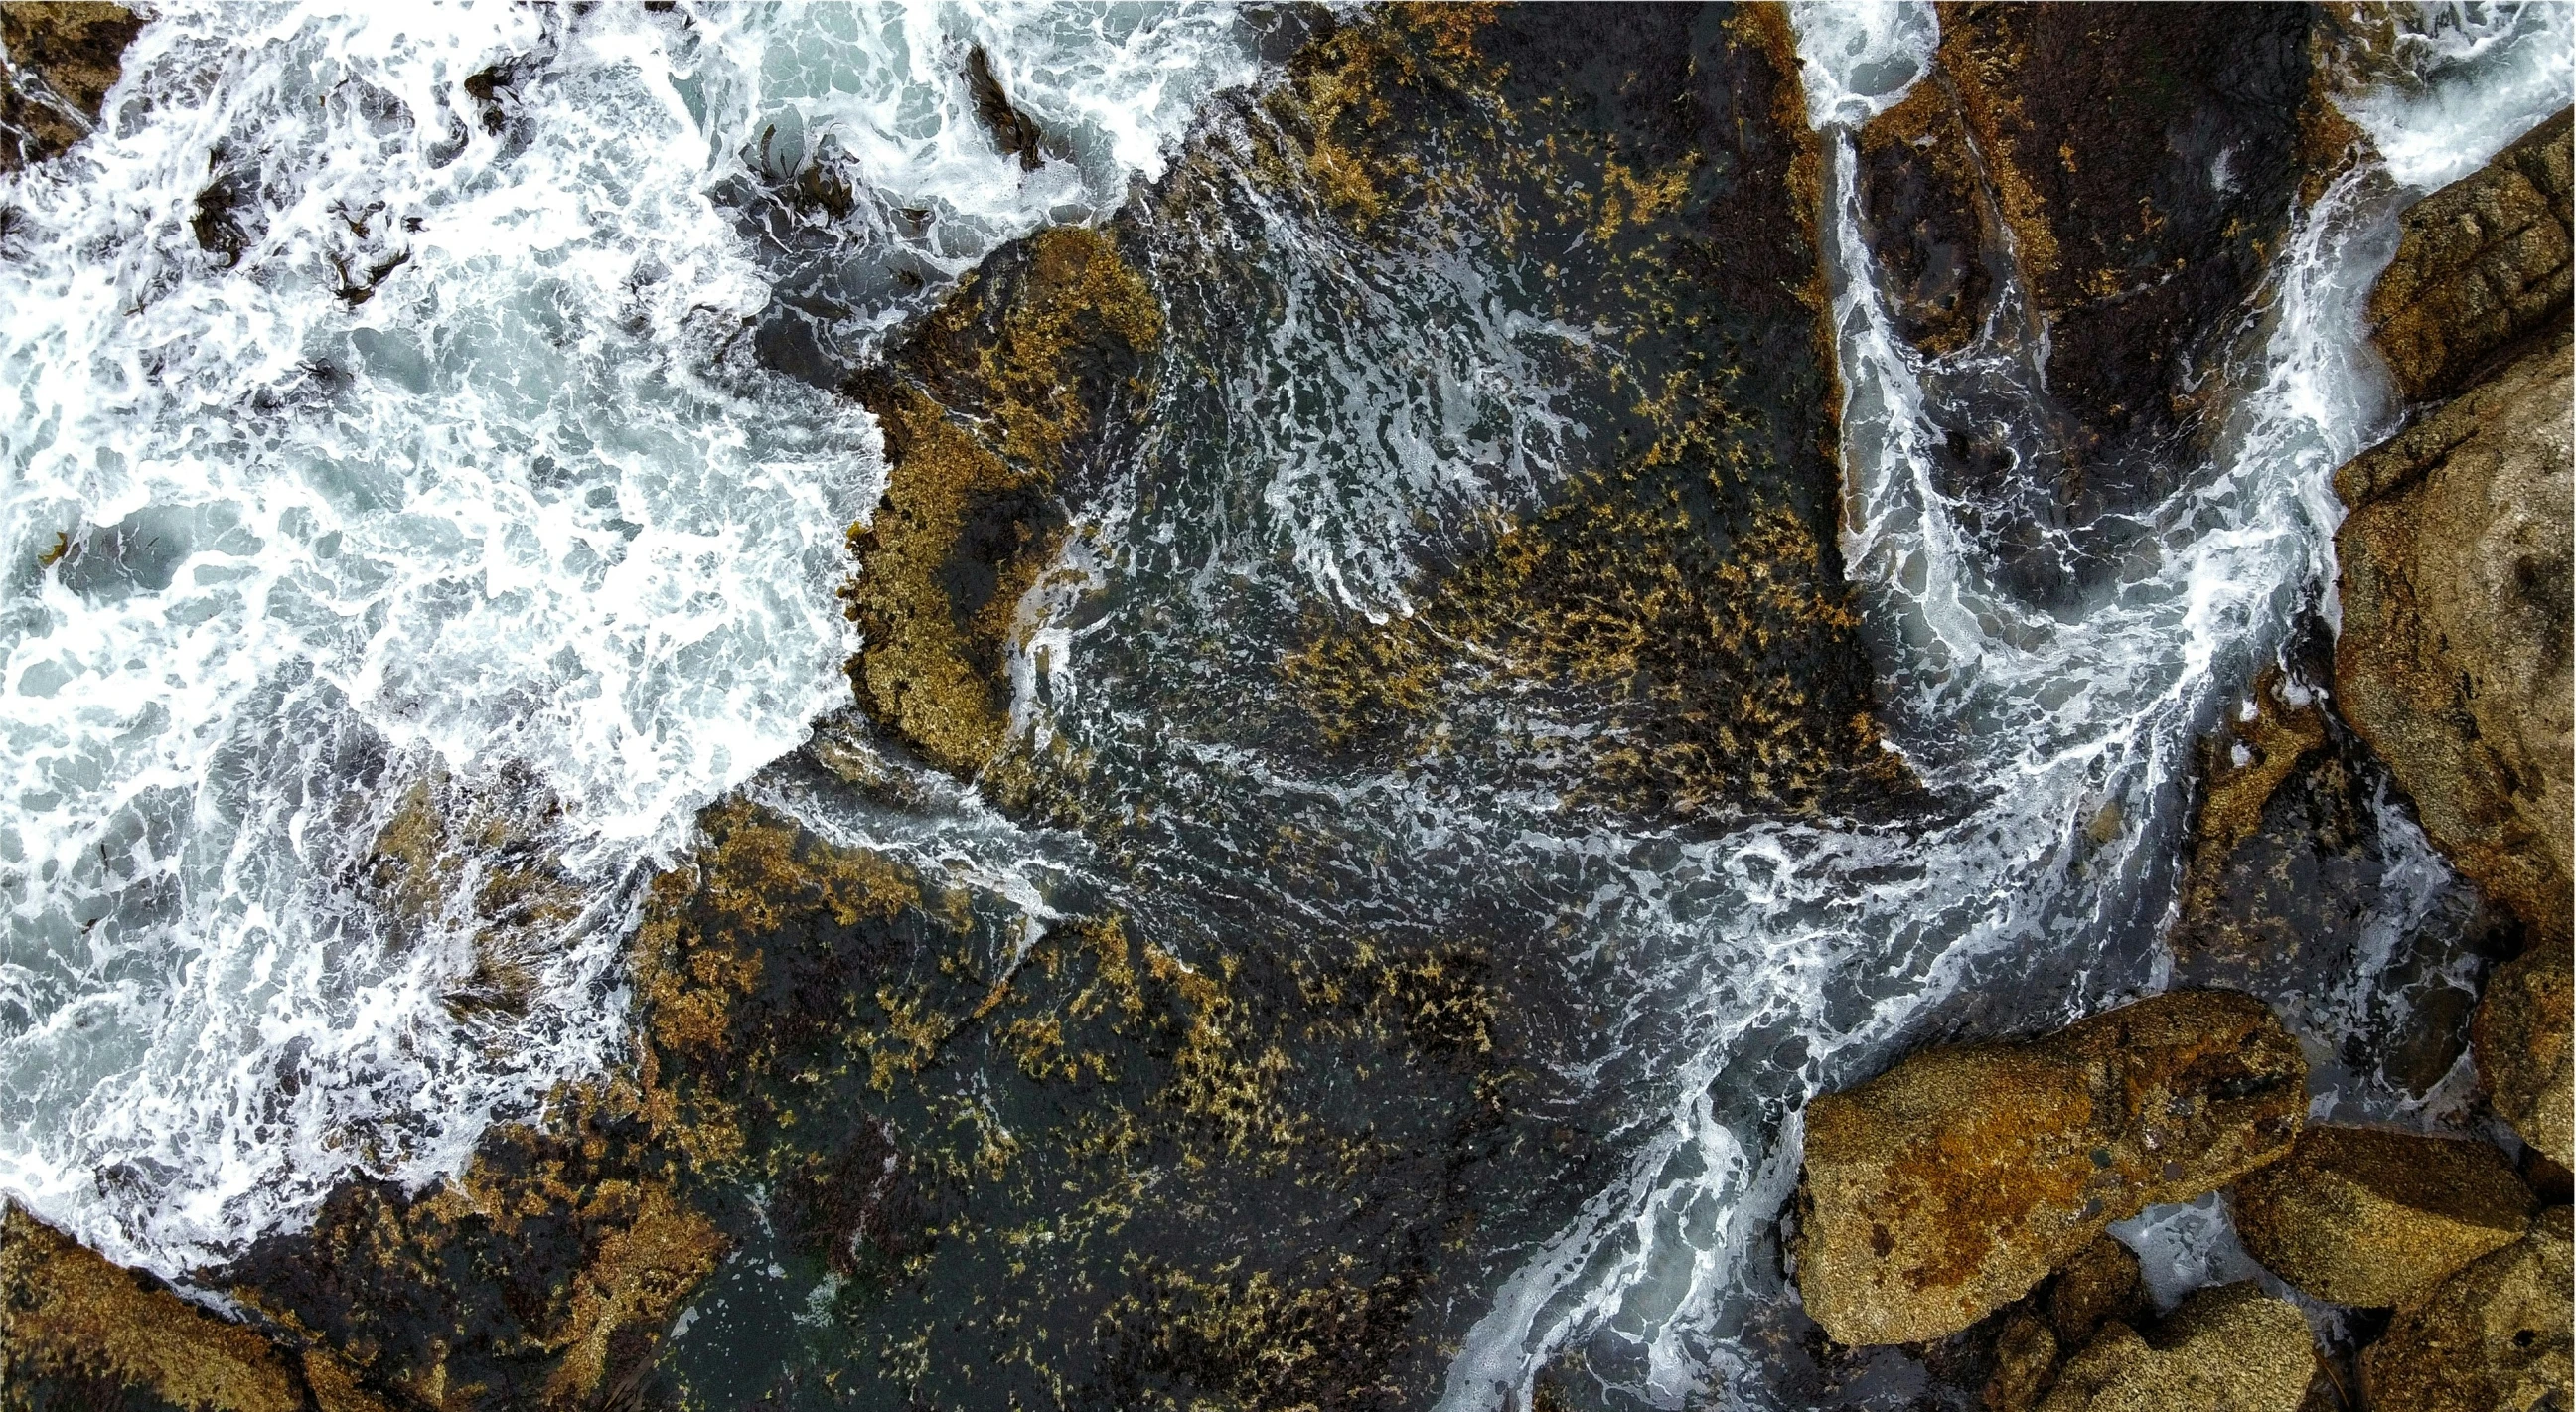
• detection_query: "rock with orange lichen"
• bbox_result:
[2368,108,2572,407]
[2475,943,2575,1170]
[1794,991,2306,1346]
[2230,1125,2535,1308]
[2333,323,2573,948]
[2360,1205,2572,1412]
[0,1,143,171]
[2036,1283,2315,1412]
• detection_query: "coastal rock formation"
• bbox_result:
[2368,108,2574,406]
[0,1,141,171]
[1795,991,2305,1345]
[0,1201,385,1412]
[2334,323,2576,947]
[2474,943,2576,1169]
[1978,1236,2150,1412]
[2036,1283,2315,1412]
[1849,3,2324,600]
[2333,106,2574,946]
[2229,1125,2534,1307]
[2360,1205,2573,1412]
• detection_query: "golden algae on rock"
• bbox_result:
[0,1202,312,1412]
[1265,5,1908,823]
[842,226,1162,778]
[0,2,143,172]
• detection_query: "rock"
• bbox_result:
[0,1,141,171]
[2333,324,2574,945]
[2229,1125,2534,1307]
[1795,990,2307,1345]
[2046,1235,2147,1348]
[2369,108,2573,405]
[2360,1205,2572,1412]
[2333,101,2575,947]
[1984,1309,2061,1412]
[0,1200,380,1412]
[2038,1283,2316,1412]
[2475,944,2576,1169]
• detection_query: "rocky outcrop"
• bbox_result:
[1848,4,2326,601]
[2229,1125,2534,1307]
[2333,110,2574,946]
[2475,943,2576,1169]
[0,1,141,171]
[0,1201,385,1412]
[1795,991,2306,1345]
[1979,1236,2150,1412]
[2036,1283,2315,1412]
[2368,108,2573,406]
[2360,1205,2573,1412]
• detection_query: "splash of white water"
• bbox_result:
[1435,3,2570,1407]
[0,0,1250,1277]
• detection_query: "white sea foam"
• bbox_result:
[1436,4,2571,1407]
[0,1,1248,1277]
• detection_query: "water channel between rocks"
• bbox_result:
[0,3,2568,1409]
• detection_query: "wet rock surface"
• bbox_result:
[1850,2,2323,601]
[0,1201,379,1412]
[2036,1282,2315,1412]
[2475,943,2576,1169]
[0,1,141,172]
[2359,1204,2573,1412]
[2368,107,2573,406]
[1794,990,2306,1345]
[2333,105,2575,947]
[2229,1125,2535,1308]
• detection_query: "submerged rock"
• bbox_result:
[2475,943,2576,1169]
[2229,1125,2534,1308]
[2036,1283,2315,1412]
[0,1,141,171]
[2333,108,2574,946]
[2369,108,2574,406]
[1795,991,2306,1346]
[2360,1205,2573,1412]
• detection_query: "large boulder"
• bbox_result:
[2360,1205,2573,1412]
[2333,323,2574,945]
[1795,991,2306,1345]
[2474,944,2576,1169]
[2229,1125,2534,1307]
[2333,103,2574,946]
[2368,108,2573,406]
[2036,1283,2315,1412]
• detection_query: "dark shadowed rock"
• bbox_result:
[2475,943,2576,1169]
[2037,1283,2315,1412]
[2360,1205,2572,1412]
[0,1,141,171]
[1795,991,2306,1345]
[2369,107,2572,406]
[2230,1125,2534,1308]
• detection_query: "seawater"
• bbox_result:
[1434,3,2574,1406]
[0,0,1253,1276]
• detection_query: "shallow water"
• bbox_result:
[0,2,2569,1408]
